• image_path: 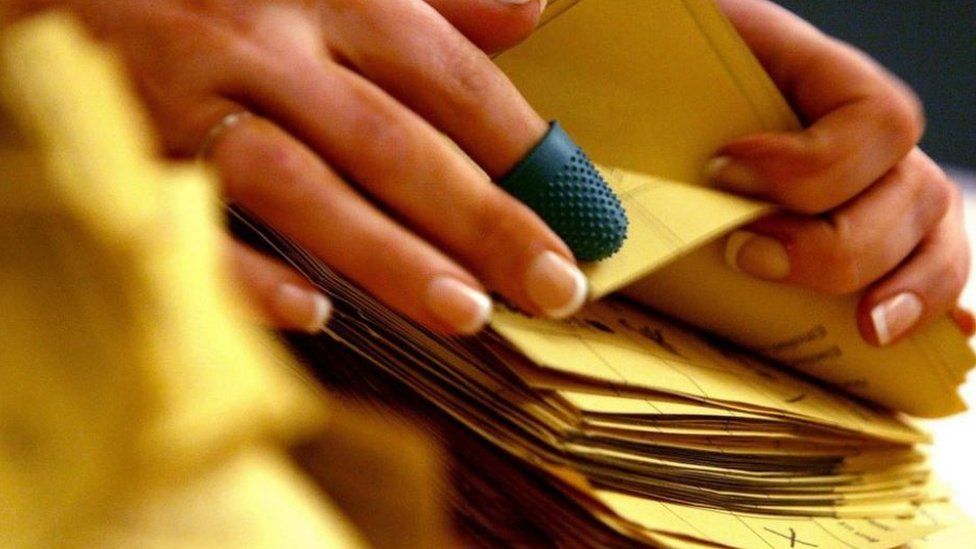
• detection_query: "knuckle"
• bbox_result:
[261,139,304,177]
[777,182,841,215]
[370,122,411,164]
[233,140,306,205]
[436,41,502,116]
[467,189,552,285]
[771,135,848,215]
[925,170,954,221]
[875,87,925,150]
[452,51,495,100]
[815,218,867,294]
[941,254,969,296]
[822,253,864,294]
[792,130,838,179]
[469,191,529,264]
[348,104,418,173]
[908,154,954,225]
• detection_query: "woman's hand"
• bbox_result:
[711,0,972,346]
[18,0,590,334]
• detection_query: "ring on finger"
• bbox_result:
[197,111,254,160]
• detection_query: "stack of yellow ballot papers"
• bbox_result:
[4,2,974,548]
[239,209,973,547]
[232,1,976,547]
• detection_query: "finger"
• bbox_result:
[950,307,976,337]
[212,115,496,335]
[856,185,969,346]
[708,0,924,214]
[423,0,545,54]
[227,238,332,332]
[324,0,549,179]
[725,149,952,294]
[239,49,586,320]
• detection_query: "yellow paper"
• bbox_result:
[491,299,926,445]
[585,166,770,297]
[598,490,950,549]
[497,0,798,182]
[0,14,364,547]
[902,502,976,548]
[626,243,974,417]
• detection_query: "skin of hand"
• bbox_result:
[7,0,590,335]
[711,0,973,346]
[3,0,970,346]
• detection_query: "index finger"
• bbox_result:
[320,0,627,261]
[324,0,548,179]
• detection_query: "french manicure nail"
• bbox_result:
[498,0,547,12]
[871,292,923,346]
[725,231,790,280]
[703,155,764,195]
[525,251,588,319]
[274,283,332,333]
[426,277,493,335]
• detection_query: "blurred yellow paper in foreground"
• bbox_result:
[0,13,445,548]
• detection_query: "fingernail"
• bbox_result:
[525,251,588,319]
[498,0,547,12]
[725,230,790,280]
[951,307,976,337]
[273,283,332,333]
[426,277,493,335]
[870,292,923,346]
[703,155,764,195]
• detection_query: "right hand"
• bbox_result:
[712,0,973,346]
[10,0,588,334]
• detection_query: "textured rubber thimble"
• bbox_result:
[499,122,628,262]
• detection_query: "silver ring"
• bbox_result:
[197,111,253,160]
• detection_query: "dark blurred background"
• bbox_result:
[773,1,974,170]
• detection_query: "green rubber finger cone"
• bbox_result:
[498,122,628,262]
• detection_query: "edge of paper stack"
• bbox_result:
[237,205,975,547]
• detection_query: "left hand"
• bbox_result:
[710,0,972,346]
